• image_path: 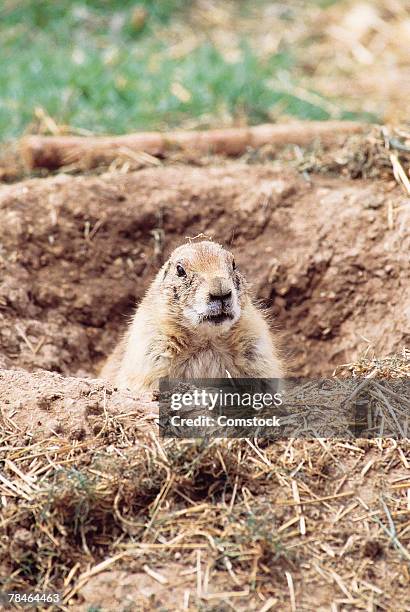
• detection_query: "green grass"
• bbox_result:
[0,0,372,141]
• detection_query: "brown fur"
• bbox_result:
[101,241,284,393]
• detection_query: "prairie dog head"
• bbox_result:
[158,241,246,332]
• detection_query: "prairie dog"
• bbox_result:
[101,241,283,393]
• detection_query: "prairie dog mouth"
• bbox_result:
[202,313,234,326]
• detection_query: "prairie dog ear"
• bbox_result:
[162,261,171,280]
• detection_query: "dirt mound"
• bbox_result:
[1,359,409,610]
[0,163,409,377]
[0,369,155,442]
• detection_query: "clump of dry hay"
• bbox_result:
[281,358,410,439]
[242,124,410,185]
[336,349,410,379]
[293,125,410,182]
[1,352,409,609]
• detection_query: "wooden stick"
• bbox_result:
[20,121,367,170]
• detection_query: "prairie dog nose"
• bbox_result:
[208,277,232,302]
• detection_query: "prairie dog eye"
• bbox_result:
[176,264,186,277]
[232,259,236,271]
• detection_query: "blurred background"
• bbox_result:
[1,0,409,141]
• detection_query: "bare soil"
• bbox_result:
[0,369,155,442]
[1,163,409,378]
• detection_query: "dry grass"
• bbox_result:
[292,125,410,182]
[1,352,410,610]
